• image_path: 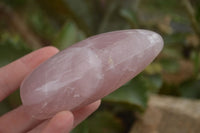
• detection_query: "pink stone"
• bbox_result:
[20,29,163,120]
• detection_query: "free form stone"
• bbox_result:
[20,29,164,120]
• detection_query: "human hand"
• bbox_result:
[0,47,101,133]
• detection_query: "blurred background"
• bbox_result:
[0,0,200,132]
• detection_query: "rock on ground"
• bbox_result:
[130,95,200,133]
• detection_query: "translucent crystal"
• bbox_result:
[20,29,164,120]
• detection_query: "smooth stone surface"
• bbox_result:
[20,29,164,120]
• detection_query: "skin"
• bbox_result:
[0,46,101,133]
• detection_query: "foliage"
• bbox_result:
[71,111,125,133]
[0,0,200,132]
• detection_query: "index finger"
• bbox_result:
[0,46,59,101]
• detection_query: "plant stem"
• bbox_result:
[0,3,42,49]
[182,0,200,38]
[97,1,118,33]
[182,0,200,77]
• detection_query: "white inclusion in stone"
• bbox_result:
[108,55,114,69]
[35,79,66,93]
[73,94,80,98]
[136,30,161,45]
[147,33,161,44]
[87,48,104,80]
[42,102,47,109]
[69,88,75,91]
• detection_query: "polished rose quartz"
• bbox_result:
[20,29,163,120]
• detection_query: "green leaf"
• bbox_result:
[143,74,163,93]
[36,0,100,35]
[191,51,200,77]
[160,58,180,73]
[6,90,21,109]
[2,0,27,8]
[98,0,131,33]
[103,75,148,111]
[179,79,200,99]
[0,101,10,116]
[0,32,31,110]
[195,1,200,22]
[0,33,31,67]
[164,33,187,45]
[63,0,100,34]
[140,0,181,14]
[53,21,85,50]
[71,120,89,133]
[120,9,139,28]
[145,63,162,75]
[71,111,124,133]
[27,8,57,41]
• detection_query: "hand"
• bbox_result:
[0,47,101,133]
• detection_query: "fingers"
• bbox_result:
[72,100,101,127]
[0,100,101,133]
[0,46,59,101]
[28,111,74,133]
[27,120,48,133]
[0,106,42,133]
[29,101,101,133]
[42,111,74,133]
